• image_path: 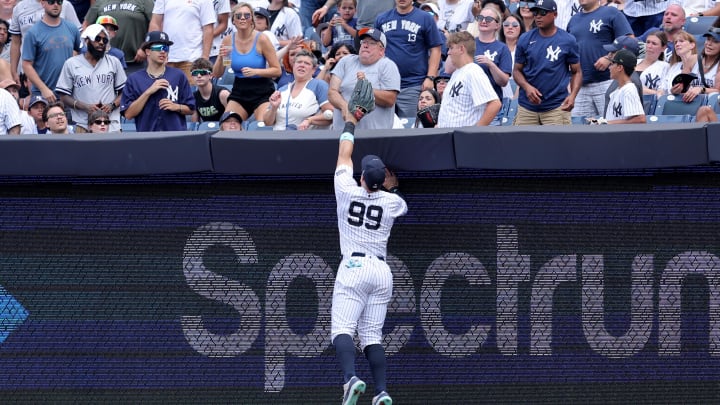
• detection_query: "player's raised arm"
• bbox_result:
[336,78,376,169]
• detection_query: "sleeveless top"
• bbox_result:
[232,32,266,79]
[194,84,226,122]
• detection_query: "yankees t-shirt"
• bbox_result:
[334,164,407,259]
[436,62,498,127]
[605,82,644,121]
[639,59,670,92]
[566,6,633,85]
[474,39,512,101]
[515,28,580,112]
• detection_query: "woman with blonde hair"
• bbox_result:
[213,2,281,123]
[664,31,701,101]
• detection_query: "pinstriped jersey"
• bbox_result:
[334,164,407,258]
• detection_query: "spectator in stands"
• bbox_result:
[591,49,645,124]
[314,0,395,29]
[474,7,512,107]
[436,31,501,127]
[413,88,439,128]
[87,109,111,133]
[499,13,525,99]
[10,0,81,86]
[192,58,230,123]
[328,28,400,129]
[433,70,450,100]
[121,31,196,132]
[602,35,643,118]
[321,0,357,48]
[254,7,280,50]
[43,101,72,134]
[317,42,356,83]
[27,95,48,133]
[695,28,720,95]
[21,0,82,103]
[567,0,633,119]
[56,24,126,133]
[518,0,537,32]
[213,3,281,124]
[219,110,243,131]
[513,0,581,125]
[263,50,333,130]
[663,30,701,99]
[0,0,14,28]
[210,0,231,65]
[0,84,19,133]
[0,19,10,62]
[84,0,154,75]
[639,3,684,61]
[267,0,303,48]
[0,78,35,133]
[277,40,315,89]
[376,0,443,118]
[636,30,669,97]
[149,0,217,81]
[95,15,127,69]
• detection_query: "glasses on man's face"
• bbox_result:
[94,35,108,44]
[503,21,520,28]
[235,12,252,20]
[149,44,169,52]
[476,15,498,23]
[191,69,211,77]
[45,0,63,5]
[48,112,66,119]
[360,39,380,47]
[93,119,111,125]
[532,9,551,16]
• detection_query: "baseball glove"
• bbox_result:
[348,78,375,121]
[417,103,440,128]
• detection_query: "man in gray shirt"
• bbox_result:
[312,0,394,29]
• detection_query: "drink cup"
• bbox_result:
[222,45,232,67]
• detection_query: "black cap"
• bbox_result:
[141,31,173,50]
[220,111,243,124]
[254,7,270,20]
[531,0,557,11]
[361,155,386,191]
[610,49,637,70]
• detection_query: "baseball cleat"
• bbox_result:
[371,391,392,405]
[341,376,366,405]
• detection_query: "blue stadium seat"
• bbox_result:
[220,67,235,86]
[198,121,220,131]
[708,93,720,114]
[500,98,518,126]
[685,16,716,35]
[120,121,136,132]
[646,114,690,123]
[247,120,272,130]
[643,94,657,115]
[571,116,588,125]
[655,94,707,118]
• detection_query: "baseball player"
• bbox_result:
[332,78,407,405]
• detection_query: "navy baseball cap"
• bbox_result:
[603,35,640,56]
[141,31,173,49]
[531,0,557,11]
[220,111,243,124]
[254,7,270,20]
[29,95,48,108]
[358,27,387,48]
[361,155,386,191]
[704,28,720,41]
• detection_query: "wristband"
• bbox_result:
[339,132,354,143]
[342,121,355,135]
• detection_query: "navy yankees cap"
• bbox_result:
[220,111,243,124]
[603,35,640,56]
[531,0,557,11]
[361,155,386,191]
[141,31,173,49]
[358,28,387,48]
[254,7,270,20]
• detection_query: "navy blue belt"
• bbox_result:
[351,252,384,261]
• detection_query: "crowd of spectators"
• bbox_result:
[1,0,720,134]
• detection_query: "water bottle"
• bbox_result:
[333,14,343,43]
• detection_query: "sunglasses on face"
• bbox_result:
[519,1,534,7]
[45,0,63,5]
[148,44,169,52]
[93,119,111,125]
[532,9,551,16]
[94,36,108,44]
[191,69,211,77]
[503,21,520,27]
[476,15,498,23]
[234,12,252,20]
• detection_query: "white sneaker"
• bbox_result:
[372,391,392,405]
[341,376,366,405]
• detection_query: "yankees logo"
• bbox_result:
[589,19,604,34]
[546,45,561,62]
[613,102,622,117]
[449,81,463,98]
[165,85,179,102]
[572,4,581,15]
[275,25,287,38]
[484,50,498,61]
[644,74,661,90]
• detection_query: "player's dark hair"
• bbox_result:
[42,101,66,122]
[498,13,526,44]
[191,57,213,71]
[0,20,9,46]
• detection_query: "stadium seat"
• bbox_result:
[501,98,518,126]
[643,94,657,115]
[219,68,235,86]
[247,120,272,131]
[198,121,219,131]
[708,93,720,114]
[120,121,136,132]
[685,16,716,35]
[654,94,707,118]
[646,114,690,123]
[571,116,588,125]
